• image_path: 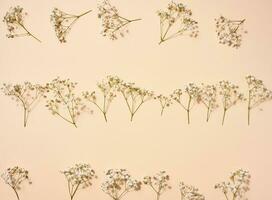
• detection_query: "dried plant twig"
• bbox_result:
[155,94,172,116]
[98,0,141,40]
[83,76,121,122]
[102,169,141,200]
[143,171,171,200]
[157,1,198,44]
[215,16,247,48]
[215,169,250,200]
[179,182,205,200]
[1,166,32,200]
[51,8,92,43]
[3,6,41,42]
[61,164,96,200]
[1,82,46,127]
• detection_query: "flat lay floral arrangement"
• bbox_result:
[1,75,272,127]
[3,1,247,48]
[1,166,250,200]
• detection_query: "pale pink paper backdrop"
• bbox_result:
[0,0,272,199]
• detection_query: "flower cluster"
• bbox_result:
[83,76,121,122]
[171,83,201,124]
[61,163,96,200]
[1,82,46,127]
[102,169,142,200]
[198,84,219,122]
[45,78,86,127]
[215,16,247,48]
[143,171,171,200]
[157,1,199,44]
[50,8,92,43]
[215,169,250,200]
[3,6,41,42]
[179,182,205,200]
[246,75,272,125]
[155,94,172,116]
[218,81,245,125]
[118,82,154,121]
[1,166,32,200]
[98,0,141,40]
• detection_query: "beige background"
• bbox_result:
[0,0,272,199]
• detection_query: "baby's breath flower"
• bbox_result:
[98,0,141,40]
[61,163,96,200]
[215,16,247,48]
[218,81,245,125]
[246,75,272,125]
[143,171,171,200]
[157,1,199,44]
[1,82,46,127]
[198,84,219,122]
[102,169,141,200]
[171,83,201,124]
[45,77,86,127]
[215,169,250,200]
[83,75,121,122]
[155,94,172,116]
[3,6,41,42]
[1,166,32,200]
[118,81,154,121]
[179,182,205,200]
[50,8,92,43]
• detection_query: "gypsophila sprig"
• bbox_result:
[83,76,121,122]
[215,169,250,200]
[157,1,199,45]
[3,6,41,42]
[50,8,92,43]
[143,171,171,200]
[118,82,154,121]
[45,78,86,127]
[171,83,201,124]
[1,82,46,127]
[198,84,219,122]
[61,164,96,200]
[246,75,272,125]
[215,16,247,48]
[155,94,172,116]
[102,169,142,200]
[218,81,245,125]
[179,182,205,200]
[98,0,141,40]
[1,166,32,200]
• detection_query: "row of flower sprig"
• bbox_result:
[3,1,247,48]
[1,165,250,200]
[1,75,272,127]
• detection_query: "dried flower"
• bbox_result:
[171,83,201,124]
[179,182,205,200]
[154,94,172,116]
[45,78,86,127]
[1,166,32,200]
[198,84,219,122]
[61,163,96,200]
[102,169,141,200]
[98,0,141,40]
[50,8,92,43]
[246,75,272,125]
[1,82,46,127]
[157,1,198,44]
[83,76,121,122]
[143,171,171,200]
[215,16,247,48]
[3,6,41,42]
[215,169,250,200]
[118,81,154,121]
[218,81,245,125]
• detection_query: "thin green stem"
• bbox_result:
[12,187,20,200]
[18,23,41,42]
[222,108,227,126]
